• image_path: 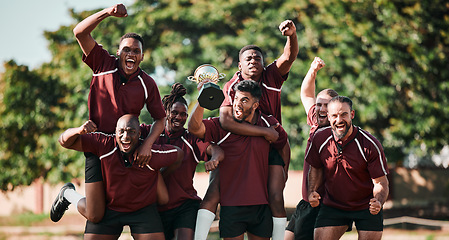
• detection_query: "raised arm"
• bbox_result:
[188,102,207,139]
[204,144,225,172]
[58,120,98,151]
[369,175,389,215]
[300,57,325,113]
[219,106,279,142]
[276,20,299,76]
[73,4,128,56]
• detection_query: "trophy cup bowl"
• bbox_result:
[187,64,226,110]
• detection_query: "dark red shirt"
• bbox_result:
[221,61,287,123]
[202,111,288,206]
[305,126,389,211]
[141,125,210,212]
[80,132,178,212]
[83,43,166,133]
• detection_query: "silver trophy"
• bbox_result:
[187,64,226,110]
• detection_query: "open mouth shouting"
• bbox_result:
[125,58,136,70]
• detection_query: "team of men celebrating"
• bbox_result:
[50,3,389,240]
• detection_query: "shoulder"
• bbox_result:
[312,126,333,142]
[138,70,157,85]
[356,127,383,150]
[259,112,278,127]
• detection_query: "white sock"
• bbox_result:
[272,217,287,240]
[63,189,84,207]
[194,209,216,240]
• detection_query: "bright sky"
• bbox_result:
[0,0,134,71]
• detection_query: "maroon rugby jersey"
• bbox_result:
[141,125,210,212]
[81,132,178,212]
[83,42,166,133]
[305,126,389,211]
[221,61,287,124]
[202,111,288,206]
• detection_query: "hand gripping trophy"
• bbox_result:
[188,64,226,110]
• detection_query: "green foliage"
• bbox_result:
[0,0,448,189]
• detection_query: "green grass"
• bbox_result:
[0,212,48,226]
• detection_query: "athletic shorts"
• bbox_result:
[285,199,320,240]
[219,204,272,238]
[315,204,383,232]
[84,152,103,183]
[268,148,285,166]
[159,199,200,240]
[84,203,164,235]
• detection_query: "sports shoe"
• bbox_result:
[50,182,75,222]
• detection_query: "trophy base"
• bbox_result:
[198,82,225,110]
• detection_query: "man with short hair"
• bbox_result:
[57,114,183,239]
[285,57,338,240]
[306,96,389,240]
[189,80,288,240]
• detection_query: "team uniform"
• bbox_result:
[305,126,389,231]
[79,132,178,234]
[286,105,323,239]
[82,42,166,183]
[201,111,288,238]
[141,125,210,239]
[221,61,288,167]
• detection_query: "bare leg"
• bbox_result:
[314,226,348,240]
[284,230,294,240]
[84,234,120,240]
[247,232,270,240]
[78,181,105,223]
[224,233,245,240]
[132,233,165,240]
[357,230,382,240]
[174,227,194,240]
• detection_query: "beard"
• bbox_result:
[332,121,351,140]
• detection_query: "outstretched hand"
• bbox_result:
[279,20,296,37]
[108,4,128,18]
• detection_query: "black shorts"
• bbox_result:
[315,204,383,232]
[159,199,200,240]
[285,199,320,240]
[85,203,164,235]
[219,204,272,238]
[268,148,285,166]
[84,152,103,183]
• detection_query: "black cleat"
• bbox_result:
[50,182,75,222]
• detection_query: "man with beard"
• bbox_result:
[195,20,298,240]
[306,96,389,240]
[57,114,183,239]
[50,3,167,225]
[188,80,288,240]
[140,83,224,240]
[285,57,338,240]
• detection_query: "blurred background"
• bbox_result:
[0,0,448,239]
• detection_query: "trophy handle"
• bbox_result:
[187,76,197,82]
[218,73,226,80]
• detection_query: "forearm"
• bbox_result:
[73,8,111,38]
[187,102,206,139]
[307,166,323,194]
[207,144,224,162]
[373,177,389,205]
[219,107,268,136]
[58,127,83,151]
[142,118,165,147]
[283,33,298,63]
